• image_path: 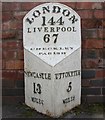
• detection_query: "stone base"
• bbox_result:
[24,48,81,117]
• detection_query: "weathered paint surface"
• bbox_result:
[23,3,81,117]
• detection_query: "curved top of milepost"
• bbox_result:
[23,2,80,22]
[23,2,81,67]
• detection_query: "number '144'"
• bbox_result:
[42,16,64,26]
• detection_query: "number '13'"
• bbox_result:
[33,83,41,94]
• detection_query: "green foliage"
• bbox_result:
[17,103,105,117]
[71,103,105,115]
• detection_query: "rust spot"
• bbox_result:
[46,110,52,116]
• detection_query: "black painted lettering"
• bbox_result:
[56,27,60,32]
[60,47,63,50]
[48,73,51,80]
[42,48,46,50]
[56,52,60,55]
[56,17,64,25]
[25,71,52,80]
[43,34,50,43]
[33,10,41,18]
[70,71,73,77]
[67,82,72,92]
[53,47,58,50]
[59,73,62,79]
[36,27,42,32]
[48,52,52,55]
[42,16,46,26]
[67,27,72,32]
[38,73,42,78]
[69,15,78,24]
[53,6,61,13]
[63,96,75,104]
[73,27,76,32]
[26,17,34,24]
[42,6,50,14]
[78,70,81,75]
[44,27,49,32]
[52,34,58,43]
[41,73,44,79]
[63,9,70,17]
[31,97,44,105]
[65,47,69,50]
[50,27,55,32]
[33,27,36,32]
[61,27,66,32]
[55,70,81,80]
[27,28,31,33]
[33,83,37,94]
[25,5,79,25]
[55,74,58,80]
[48,17,55,25]
[70,47,73,49]
[33,82,41,94]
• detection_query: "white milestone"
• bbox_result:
[23,3,81,118]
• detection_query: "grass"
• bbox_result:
[71,103,105,115]
[16,103,36,118]
[17,103,105,117]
